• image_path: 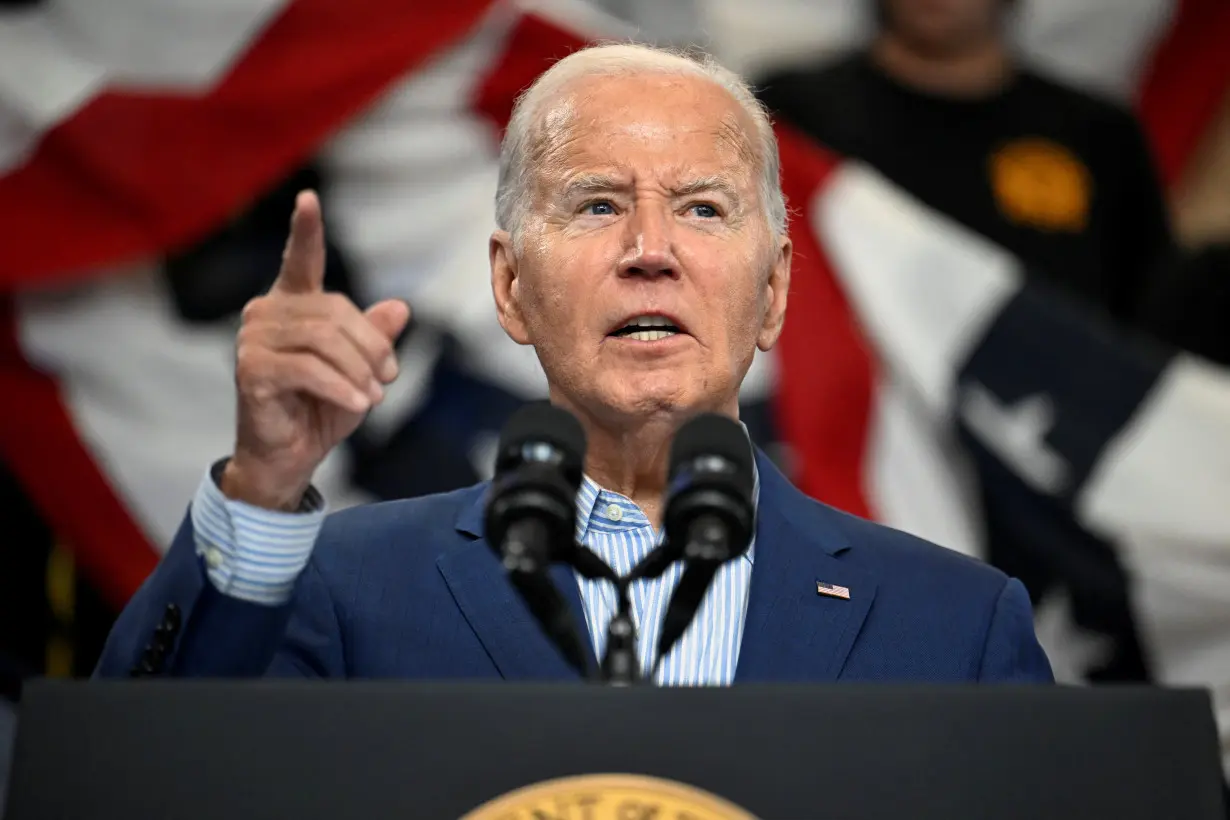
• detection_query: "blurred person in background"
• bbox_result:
[759,0,1174,327]
[1148,94,1230,367]
[759,0,1181,685]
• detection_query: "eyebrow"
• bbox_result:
[558,173,741,202]
[671,176,740,202]
[560,173,629,200]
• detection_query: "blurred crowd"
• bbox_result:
[1,0,1229,801]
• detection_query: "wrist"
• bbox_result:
[219,457,312,513]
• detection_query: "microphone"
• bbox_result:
[485,401,591,676]
[653,413,756,671]
[486,402,586,574]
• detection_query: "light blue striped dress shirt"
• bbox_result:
[191,460,757,685]
[573,470,757,686]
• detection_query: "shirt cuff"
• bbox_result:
[191,459,327,606]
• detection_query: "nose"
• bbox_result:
[618,201,678,279]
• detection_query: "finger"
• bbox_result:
[364,299,411,381]
[268,321,384,402]
[273,190,326,295]
[275,351,374,415]
[366,298,411,340]
[271,294,397,381]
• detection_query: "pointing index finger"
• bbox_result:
[274,190,326,294]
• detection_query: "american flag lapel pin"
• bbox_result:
[816,580,851,600]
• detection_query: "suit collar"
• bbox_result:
[751,449,849,557]
[455,483,486,539]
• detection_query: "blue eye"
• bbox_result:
[690,203,719,218]
[583,201,616,216]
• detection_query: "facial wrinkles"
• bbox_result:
[714,114,759,181]
[523,100,589,231]
[531,80,766,227]
[517,77,775,372]
[614,119,676,143]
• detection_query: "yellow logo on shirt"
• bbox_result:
[462,773,757,819]
[990,138,1092,232]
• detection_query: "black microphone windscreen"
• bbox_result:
[668,413,754,498]
[495,401,587,483]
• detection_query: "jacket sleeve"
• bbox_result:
[92,508,347,679]
[977,578,1055,683]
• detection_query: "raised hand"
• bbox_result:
[222,190,411,510]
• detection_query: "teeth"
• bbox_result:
[626,329,677,341]
[628,315,672,328]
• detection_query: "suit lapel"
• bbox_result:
[440,487,596,680]
[735,453,879,682]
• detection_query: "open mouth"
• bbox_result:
[608,315,684,342]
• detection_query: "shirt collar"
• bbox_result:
[574,434,759,566]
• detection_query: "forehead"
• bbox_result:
[532,73,759,186]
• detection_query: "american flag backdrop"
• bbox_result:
[1,0,1229,769]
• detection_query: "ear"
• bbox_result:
[490,230,533,346]
[757,235,792,351]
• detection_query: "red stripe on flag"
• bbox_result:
[0,0,498,287]
[0,299,158,607]
[773,127,877,519]
[1137,0,1230,188]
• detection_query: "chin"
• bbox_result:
[609,391,688,420]
[589,376,691,421]
[554,363,738,425]
[603,372,739,423]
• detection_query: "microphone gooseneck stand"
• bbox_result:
[488,406,754,687]
[600,583,639,686]
[565,537,698,687]
[562,545,645,685]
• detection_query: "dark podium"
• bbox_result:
[5,681,1225,819]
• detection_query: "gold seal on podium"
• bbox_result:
[462,773,758,819]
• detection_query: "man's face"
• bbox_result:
[880,0,1004,55]
[490,73,791,427]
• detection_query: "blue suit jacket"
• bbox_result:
[95,452,1053,682]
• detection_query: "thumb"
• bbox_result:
[365,298,412,342]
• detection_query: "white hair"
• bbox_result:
[494,43,787,241]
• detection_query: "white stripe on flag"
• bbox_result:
[52,0,289,89]
[0,13,107,171]
[865,373,985,559]
[0,0,290,173]
[815,162,1021,419]
[1079,354,1230,546]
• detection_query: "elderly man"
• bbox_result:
[95,43,1051,684]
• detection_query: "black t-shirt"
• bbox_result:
[760,52,1174,326]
